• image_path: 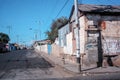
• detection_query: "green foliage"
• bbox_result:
[0,32,10,43]
[45,17,68,43]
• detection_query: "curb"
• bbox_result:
[35,51,120,75]
[35,51,55,67]
[36,51,77,75]
[80,71,120,75]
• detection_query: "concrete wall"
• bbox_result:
[67,10,120,67]
[58,24,70,47]
[85,14,120,55]
[79,16,86,54]
[51,43,64,57]
[34,44,48,54]
[85,14,120,67]
[34,45,40,52]
[64,32,73,55]
[101,19,120,55]
[40,44,48,53]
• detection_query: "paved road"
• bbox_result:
[0,50,72,80]
[0,49,120,80]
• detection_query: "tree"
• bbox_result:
[0,32,10,43]
[45,17,68,43]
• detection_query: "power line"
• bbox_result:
[50,0,59,17]
[55,0,70,19]
[44,0,59,28]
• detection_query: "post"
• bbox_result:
[7,26,12,42]
[16,35,19,44]
[74,0,81,72]
[34,30,38,40]
[38,21,41,51]
[7,26,11,36]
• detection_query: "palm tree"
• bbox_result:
[0,32,10,43]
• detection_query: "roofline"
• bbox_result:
[58,22,69,29]
[69,4,120,21]
[33,39,51,43]
[82,11,120,15]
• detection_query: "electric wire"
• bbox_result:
[55,0,70,19]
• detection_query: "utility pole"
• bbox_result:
[7,26,12,42]
[34,30,38,40]
[29,28,35,41]
[36,21,41,40]
[7,26,12,35]
[16,35,19,44]
[74,0,81,72]
[38,21,41,40]
[38,21,41,51]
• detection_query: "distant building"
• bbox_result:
[33,39,51,54]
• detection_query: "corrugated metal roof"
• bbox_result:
[78,4,120,13]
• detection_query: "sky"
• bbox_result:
[0,0,120,45]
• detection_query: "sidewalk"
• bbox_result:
[38,51,120,74]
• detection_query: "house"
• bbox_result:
[58,4,120,68]
[33,39,51,54]
[58,23,73,55]
[58,23,76,61]
[58,23,70,47]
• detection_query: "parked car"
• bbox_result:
[0,43,8,53]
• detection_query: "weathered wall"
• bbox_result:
[51,43,64,57]
[101,18,120,55]
[81,14,100,67]
[58,24,70,47]
[85,14,120,67]
[64,32,73,55]
[79,16,86,54]
[69,9,120,66]
[34,45,40,52]
[34,44,48,53]
[70,14,86,55]
[40,44,48,53]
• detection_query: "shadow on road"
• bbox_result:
[0,50,54,71]
[82,67,98,72]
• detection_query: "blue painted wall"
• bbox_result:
[48,44,51,55]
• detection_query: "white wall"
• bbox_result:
[34,44,48,53]
[35,45,40,51]
[79,16,86,54]
[40,44,48,53]
[64,32,73,55]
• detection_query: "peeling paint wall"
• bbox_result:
[103,37,120,55]
[84,14,120,67]
[58,24,70,47]
[40,44,48,53]
[85,15,120,55]
[102,19,120,55]
[65,32,73,55]
[83,14,101,66]
[79,16,86,54]
[69,8,120,66]
[51,43,64,57]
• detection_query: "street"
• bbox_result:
[0,49,73,80]
[0,50,120,80]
